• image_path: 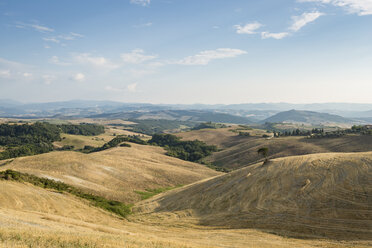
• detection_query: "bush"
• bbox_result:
[120,143,131,147]
[238,132,250,137]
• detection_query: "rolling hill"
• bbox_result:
[91,109,254,124]
[1,144,220,203]
[177,127,372,170]
[2,178,364,248]
[263,109,357,125]
[134,152,372,240]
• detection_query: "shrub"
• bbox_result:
[120,143,131,147]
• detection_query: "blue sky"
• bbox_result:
[0,0,371,104]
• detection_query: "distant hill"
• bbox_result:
[1,99,372,120]
[262,109,356,125]
[91,110,254,124]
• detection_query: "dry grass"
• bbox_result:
[1,153,371,247]
[1,180,369,248]
[134,152,372,241]
[1,144,220,203]
[177,128,372,169]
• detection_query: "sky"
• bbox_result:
[0,0,372,104]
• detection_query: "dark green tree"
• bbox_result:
[257,147,269,163]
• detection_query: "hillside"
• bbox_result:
[1,144,220,203]
[134,152,372,240]
[177,127,372,170]
[2,180,365,248]
[263,109,356,125]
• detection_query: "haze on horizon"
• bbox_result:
[1,0,372,104]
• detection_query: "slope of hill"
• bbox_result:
[177,127,372,170]
[263,109,356,125]
[0,180,207,248]
[134,152,372,240]
[1,144,220,203]
[2,179,365,248]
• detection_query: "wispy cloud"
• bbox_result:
[130,0,150,6]
[261,32,290,39]
[289,11,324,31]
[234,22,263,34]
[15,22,54,33]
[121,49,157,64]
[177,48,247,66]
[43,32,84,44]
[74,53,119,70]
[298,0,372,16]
[43,37,60,43]
[133,22,153,28]
[70,32,84,38]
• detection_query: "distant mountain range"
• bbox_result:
[0,100,371,125]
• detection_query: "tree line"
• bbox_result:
[148,134,217,163]
[0,122,105,160]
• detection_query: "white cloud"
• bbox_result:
[73,73,85,82]
[234,22,263,34]
[70,32,84,38]
[22,72,32,78]
[43,32,84,44]
[29,24,54,32]
[130,0,150,6]
[177,48,247,66]
[43,37,60,43]
[74,53,119,70]
[121,49,157,64]
[298,0,372,16]
[127,83,137,92]
[42,75,55,85]
[16,23,54,33]
[58,32,85,40]
[289,11,324,31]
[0,70,11,78]
[261,32,290,39]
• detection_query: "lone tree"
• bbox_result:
[257,147,269,163]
